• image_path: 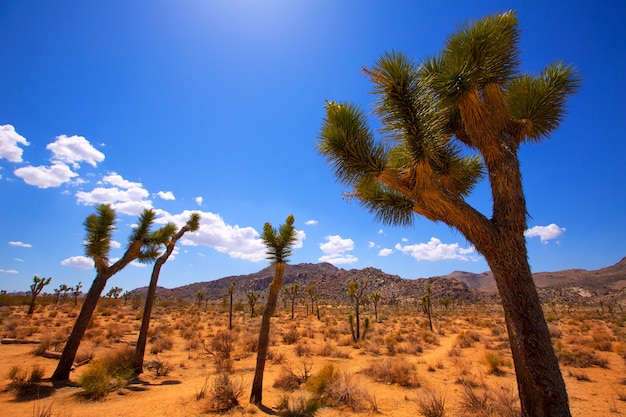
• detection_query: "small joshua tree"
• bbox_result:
[422,285,433,332]
[228,282,236,330]
[28,275,51,315]
[72,282,82,306]
[246,291,260,318]
[284,283,300,320]
[370,291,381,322]
[347,280,369,342]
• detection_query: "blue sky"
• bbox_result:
[1,1,625,293]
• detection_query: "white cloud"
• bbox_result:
[157,191,175,201]
[47,134,105,168]
[319,254,358,265]
[76,173,153,215]
[14,163,78,188]
[14,258,24,262]
[110,240,121,249]
[368,241,375,249]
[61,256,94,270]
[318,235,357,265]
[378,229,384,234]
[195,196,203,206]
[0,269,18,274]
[160,210,267,262]
[0,124,30,163]
[378,248,393,257]
[524,224,566,244]
[9,241,32,248]
[320,235,354,254]
[395,237,476,261]
[305,220,318,226]
[101,172,141,189]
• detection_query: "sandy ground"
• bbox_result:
[1,302,625,416]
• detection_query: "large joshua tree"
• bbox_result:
[51,204,176,381]
[133,212,200,374]
[317,12,579,417]
[250,214,297,405]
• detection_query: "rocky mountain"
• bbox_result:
[132,262,483,306]
[132,257,626,306]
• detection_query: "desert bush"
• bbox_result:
[274,361,312,392]
[276,394,322,417]
[206,373,243,413]
[78,362,112,400]
[363,357,420,387]
[415,389,446,417]
[150,334,174,354]
[557,348,609,368]
[7,365,44,395]
[568,370,591,381]
[459,384,490,417]
[456,330,481,348]
[32,334,53,356]
[484,352,505,375]
[283,327,300,345]
[145,359,174,377]
[295,342,311,357]
[307,364,368,411]
[79,346,135,399]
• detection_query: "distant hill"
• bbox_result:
[132,257,626,306]
[132,262,483,306]
[451,257,626,304]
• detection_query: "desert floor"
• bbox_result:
[1,299,625,416]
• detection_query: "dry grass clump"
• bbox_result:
[273,361,312,392]
[456,330,482,348]
[415,388,446,417]
[276,394,323,417]
[458,384,520,417]
[556,347,609,368]
[306,363,370,411]
[205,373,243,413]
[363,357,420,387]
[78,346,135,400]
[6,365,45,396]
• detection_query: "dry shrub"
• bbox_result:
[456,330,481,348]
[306,364,369,411]
[7,365,44,395]
[274,361,312,392]
[415,389,446,417]
[150,334,174,354]
[557,348,609,368]
[32,334,53,356]
[295,342,311,357]
[276,394,322,417]
[145,359,174,377]
[283,327,300,345]
[363,357,420,387]
[206,373,243,413]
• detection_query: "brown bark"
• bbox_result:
[250,262,284,405]
[134,226,190,374]
[51,244,141,381]
[51,272,108,381]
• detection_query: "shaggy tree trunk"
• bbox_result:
[486,245,570,417]
[51,273,108,381]
[250,263,284,405]
[133,257,165,374]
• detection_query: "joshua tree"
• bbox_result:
[228,281,236,330]
[317,12,579,416]
[196,291,205,309]
[71,282,82,306]
[133,212,199,374]
[250,214,297,405]
[27,275,51,315]
[422,285,433,332]
[284,283,300,320]
[305,285,316,316]
[347,280,369,342]
[51,204,176,382]
[370,291,381,322]
[246,291,260,318]
[106,286,123,299]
